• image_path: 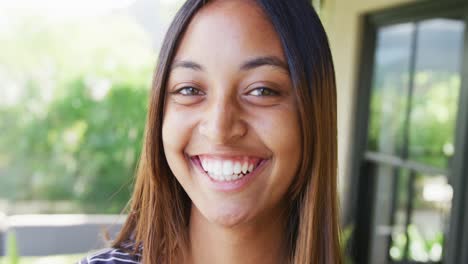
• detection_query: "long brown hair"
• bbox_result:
[113,0,341,263]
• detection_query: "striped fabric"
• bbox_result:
[78,241,142,264]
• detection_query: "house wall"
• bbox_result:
[320,0,419,212]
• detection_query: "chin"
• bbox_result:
[202,203,253,228]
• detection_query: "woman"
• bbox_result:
[80,0,341,263]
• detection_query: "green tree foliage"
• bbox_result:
[368,71,459,169]
[1,79,149,213]
[6,232,19,264]
[0,14,153,213]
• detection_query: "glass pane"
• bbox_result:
[368,164,452,264]
[369,164,408,264]
[368,23,414,155]
[389,170,410,261]
[390,172,452,263]
[408,19,464,169]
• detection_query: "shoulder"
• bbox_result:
[78,245,141,264]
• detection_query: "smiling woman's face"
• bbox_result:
[162,0,301,227]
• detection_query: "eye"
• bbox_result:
[175,86,204,96]
[168,85,205,105]
[248,87,279,96]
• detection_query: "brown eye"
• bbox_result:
[169,86,205,105]
[248,87,279,96]
[177,86,204,96]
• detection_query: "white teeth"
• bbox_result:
[199,157,259,181]
[248,163,254,173]
[241,161,248,174]
[213,160,222,176]
[209,173,242,182]
[225,174,233,181]
[233,162,241,174]
[222,161,233,175]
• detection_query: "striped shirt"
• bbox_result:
[78,241,142,264]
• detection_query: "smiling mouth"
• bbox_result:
[192,155,264,182]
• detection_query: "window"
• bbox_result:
[350,1,468,264]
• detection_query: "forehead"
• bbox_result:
[173,0,285,65]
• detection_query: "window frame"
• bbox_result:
[347,0,468,263]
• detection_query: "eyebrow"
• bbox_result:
[171,60,204,71]
[240,56,289,72]
[171,56,289,73]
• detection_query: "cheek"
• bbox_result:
[162,109,198,194]
[162,108,193,169]
[162,112,177,153]
[257,108,302,187]
[255,108,302,159]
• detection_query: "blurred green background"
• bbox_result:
[0,10,156,214]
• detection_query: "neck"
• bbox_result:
[186,205,288,264]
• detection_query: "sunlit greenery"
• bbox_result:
[0,13,154,213]
[368,71,458,169]
[6,232,19,264]
[368,70,458,261]
[390,225,444,262]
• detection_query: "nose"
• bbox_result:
[198,96,247,144]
